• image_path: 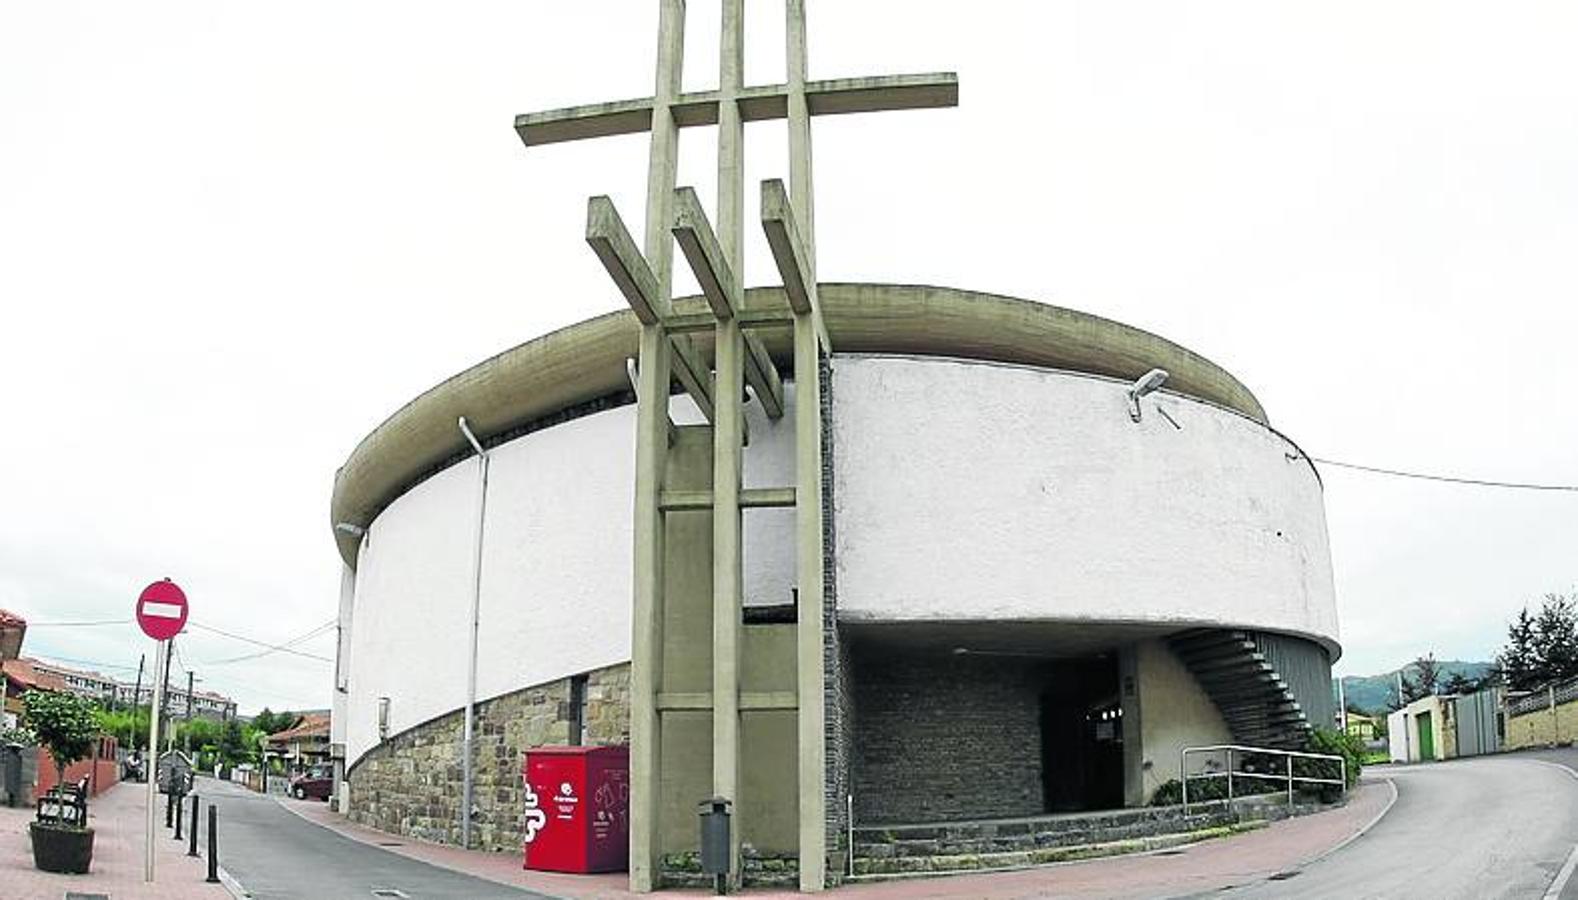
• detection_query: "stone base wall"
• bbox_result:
[347,663,630,852]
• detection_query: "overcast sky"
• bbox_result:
[2,1,1575,713]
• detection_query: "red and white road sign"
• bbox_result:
[136,579,188,641]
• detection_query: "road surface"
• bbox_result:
[1220,753,1578,899]
[197,776,546,899]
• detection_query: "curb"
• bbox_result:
[1297,777,1399,868]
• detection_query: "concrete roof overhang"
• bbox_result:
[329,283,1267,568]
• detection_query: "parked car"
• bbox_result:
[288,767,332,801]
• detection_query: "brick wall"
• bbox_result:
[851,648,1045,824]
[347,663,629,851]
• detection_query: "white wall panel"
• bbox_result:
[345,393,799,767]
[832,355,1339,651]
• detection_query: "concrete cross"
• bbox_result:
[514,3,957,893]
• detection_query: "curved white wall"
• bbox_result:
[344,354,1338,766]
[831,355,1339,651]
[343,394,798,768]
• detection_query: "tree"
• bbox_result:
[252,708,296,735]
[1400,653,1441,703]
[1497,607,1540,691]
[1441,672,1481,695]
[1495,594,1578,692]
[1534,594,1578,683]
[22,691,100,802]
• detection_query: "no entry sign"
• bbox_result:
[136,579,188,641]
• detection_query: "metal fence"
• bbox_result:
[1506,677,1578,718]
[1180,744,1346,816]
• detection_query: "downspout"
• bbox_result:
[459,416,489,850]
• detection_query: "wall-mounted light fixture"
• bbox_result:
[377,696,390,739]
[1127,368,1169,423]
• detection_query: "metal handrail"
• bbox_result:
[1180,743,1346,816]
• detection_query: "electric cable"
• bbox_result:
[1297,454,1578,492]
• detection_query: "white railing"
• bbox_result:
[1180,743,1346,816]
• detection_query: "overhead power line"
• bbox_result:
[25,619,133,628]
[1308,456,1578,492]
[190,619,336,665]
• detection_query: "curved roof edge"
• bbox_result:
[330,283,1268,567]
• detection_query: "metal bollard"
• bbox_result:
[165,789,175,828]
[174,794,184,841]
[189,795,200,856]
[206,804,220,883]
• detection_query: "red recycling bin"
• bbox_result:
[522,745,630,873]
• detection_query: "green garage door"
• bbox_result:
[1417,711,1435,761]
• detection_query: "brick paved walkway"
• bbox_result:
[281,777,1395,899]
[0,782,230,900]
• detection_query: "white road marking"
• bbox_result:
[140,600,184,618]
[1532,760,1578,900]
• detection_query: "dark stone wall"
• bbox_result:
[820,353,852,884]
[346,663,629,851]
[851,647,1046,825]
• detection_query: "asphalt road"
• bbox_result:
[1220,753,1578,900]
[196,776,547,900]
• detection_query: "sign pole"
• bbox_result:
[136,577,188,884]
[145,637,167,883]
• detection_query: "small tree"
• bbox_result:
[23,691,100,807]
[1400,654,1442,703]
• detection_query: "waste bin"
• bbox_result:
[522,745,629,873]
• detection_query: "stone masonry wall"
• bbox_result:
[348,663,629,852]
[852,648,1046,824]
[821,352,852,885]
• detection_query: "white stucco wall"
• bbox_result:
[832,355,1339,651]
[1135,639,1234,797]
[342,392,798,768]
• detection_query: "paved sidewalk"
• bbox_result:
[0,781,230,900]
[280,777,1395,899]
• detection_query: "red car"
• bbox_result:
[289,767,333,801]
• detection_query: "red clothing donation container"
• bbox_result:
[522,745,630,874]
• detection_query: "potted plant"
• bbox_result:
[23,689,100,874]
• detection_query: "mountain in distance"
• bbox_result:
[1339,660,1495,714]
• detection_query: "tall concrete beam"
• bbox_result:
[628,0,686,892]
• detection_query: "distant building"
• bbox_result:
[114,682,237,721]
[1388,687,1503,762]
[1345,712,1381,742]
[266,713,331,774]
[24,657,238,721]
[1,658,69,728]
[31,659,119,705]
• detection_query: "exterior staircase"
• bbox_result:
[1168,629,1311,749]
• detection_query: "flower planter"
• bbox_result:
[29,821,94,874]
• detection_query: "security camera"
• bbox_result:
[1127,368,1169,422]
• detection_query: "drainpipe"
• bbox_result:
[458,416,489,850]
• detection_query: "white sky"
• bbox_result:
[2,1,1574,713]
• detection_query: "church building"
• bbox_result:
[328,2,1339,892]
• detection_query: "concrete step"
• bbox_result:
[852,809,1238,859]
[850,819,1270,879]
